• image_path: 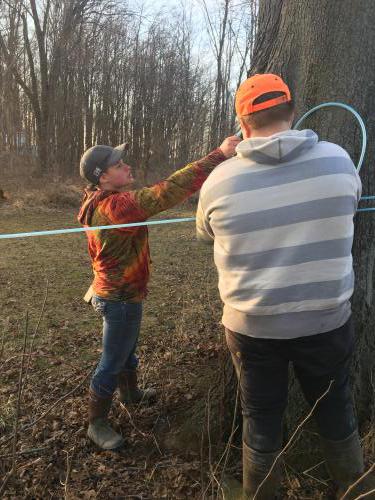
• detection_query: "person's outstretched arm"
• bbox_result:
[99,137,240,225]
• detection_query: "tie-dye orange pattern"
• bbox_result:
[78,148,226,301]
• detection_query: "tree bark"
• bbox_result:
[249,0,375,427]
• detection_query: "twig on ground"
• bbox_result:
[303,471,330,487]
[22,279,49,398]
[95,482,106,498]
[18,457,43,469]
[119,401,148,438]
[61,446,75,499]
[0,313,29,496]
[200,387,219,499]
[200,403,206,498]
[216,362,242,498]
[147,460,186,482]
[253,380,334,500]
[302,460,325,475]
[0,446,49,459]
[0,366,92,448]
[2,352,42,364]
[201,347,242,498]
[0,316,9,361]
[152,433,163,456]
[211,472,224,499]
[207,387,215,498]
[2,351,78,371]
[353,487,375,500]
[301,460,329,486]
[0,471,13,497]
[12,313,28,457]
[118,399,163,455]
[25,367,92,429]
[340,463,375,500]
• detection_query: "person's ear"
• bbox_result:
[99,170,110,185]
[240,117,252,139]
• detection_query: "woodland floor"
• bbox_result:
[0,179,372,499]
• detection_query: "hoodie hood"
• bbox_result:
[78,188,115,226]
[235,129,318,165]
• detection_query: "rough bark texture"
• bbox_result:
[250,0,375,427]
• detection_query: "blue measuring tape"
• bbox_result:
[293,102,367,172]
[0,217,196,240]
[0,102,373,240]
[294,101,373,212]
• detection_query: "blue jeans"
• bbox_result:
[90,295,142,398]
[226,317,357,453]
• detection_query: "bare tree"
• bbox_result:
[0,1,255,180]
[0,0,108,174]
[200,0,258,147]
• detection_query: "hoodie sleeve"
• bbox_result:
[196,197,214,245]
[132,148,226,218]
[337,146,362,206]
[94,148,226,226]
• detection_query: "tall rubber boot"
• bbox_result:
[242,441,282,499]
[87,388,125,450]
[118,369,156,404]
[321,430,375,499]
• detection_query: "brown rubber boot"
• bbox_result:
[321,430,375,499]
[87,388,125,450]
[118,369,156,404]
[242,441,282,499]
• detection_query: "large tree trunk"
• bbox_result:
[249,0,375,428]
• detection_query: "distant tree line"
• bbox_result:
[0,0,256,179]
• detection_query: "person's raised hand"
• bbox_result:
[219,135,242,158]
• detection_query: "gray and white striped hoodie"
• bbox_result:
[196,129,362,339]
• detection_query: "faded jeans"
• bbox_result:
[226,317,357,453]
[90,295,142,398]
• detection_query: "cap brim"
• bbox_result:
[106,149,122,168]
[105,143,129,168]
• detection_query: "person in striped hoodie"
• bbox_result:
[78,135,240,450]
[196,74,370,499]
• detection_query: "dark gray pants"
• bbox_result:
[226,317,357,453]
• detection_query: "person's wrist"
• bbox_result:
[216,147,230,159]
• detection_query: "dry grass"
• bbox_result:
[0,156,373,498]
[11,184,82,210]
[0,205,347,499]
[0,152,84,210]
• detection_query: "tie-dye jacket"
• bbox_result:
[78,148,226,301]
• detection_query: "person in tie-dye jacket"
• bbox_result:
[78,136,240,450]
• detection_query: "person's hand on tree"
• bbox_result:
[219,135,242,158]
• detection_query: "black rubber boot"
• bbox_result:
[242,441,282,499]
[87,388,125,450]
[321,430,375,499]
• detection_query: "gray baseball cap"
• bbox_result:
[80,143,129,185]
